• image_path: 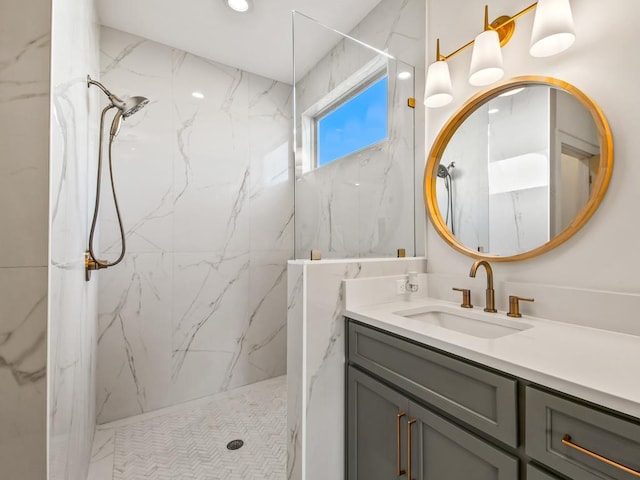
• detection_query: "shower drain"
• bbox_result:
[226,439,244,450]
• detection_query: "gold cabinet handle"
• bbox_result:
[407,419,416,480]
[562,434,640,477]
[397,412,406,476]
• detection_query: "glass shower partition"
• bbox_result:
[292,11,416,259]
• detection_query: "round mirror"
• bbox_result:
[425,76,613,261]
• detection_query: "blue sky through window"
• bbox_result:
[317,75,388,167]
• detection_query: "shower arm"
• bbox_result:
[87,75,125,108]
[85,104,128,280]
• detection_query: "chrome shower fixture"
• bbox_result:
[436,162,455,178]
[87,75,149,118]
[437,162,456,235]
[85,75,149,281]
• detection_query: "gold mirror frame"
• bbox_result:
[425,76,613,262]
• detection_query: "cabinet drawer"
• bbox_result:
[526,387,640,480]
[526,465,562,480]
[347,321,518,447]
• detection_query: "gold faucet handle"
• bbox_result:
[452,288,473,308]
[507,296,534,318]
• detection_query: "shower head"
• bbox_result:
[437,162,456,178]
[87,75,149,118]
[119,96,149,118]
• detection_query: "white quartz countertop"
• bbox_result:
[344,297,640,419]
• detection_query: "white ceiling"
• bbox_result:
[97,0,384,84]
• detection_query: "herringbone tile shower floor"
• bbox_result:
[87,376,286,480]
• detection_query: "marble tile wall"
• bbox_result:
[48,1,101,479]
[96,27,292,423]
[293,0,426,260]
[287,258,427,480]
[0,0,51,478]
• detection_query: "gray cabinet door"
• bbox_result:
[408,401,519,480]
[526,464,562,480]
[348,366,410,480]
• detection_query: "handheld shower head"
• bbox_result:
[437,162,456,178]
[85,74,149,280]
[87,75,149,118]
[120,96,149,118]
[110,111,123,139]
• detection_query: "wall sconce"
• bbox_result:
[424,0,575,108]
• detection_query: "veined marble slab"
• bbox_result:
[96,27,293,423]
[48,0,101,479]
[0,0,52,477]
[286,257,427,480]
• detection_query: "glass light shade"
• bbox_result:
[530,0,575,57]
[424,61,453,108]
[469,29,504,86]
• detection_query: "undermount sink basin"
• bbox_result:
[393,305,533,339]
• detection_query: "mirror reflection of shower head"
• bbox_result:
[87,75,149,119]
[437,162,456,178]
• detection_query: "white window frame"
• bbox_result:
[299,55,389,175]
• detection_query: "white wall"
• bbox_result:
[49,0,101,479]
[426,0,640,298]
[0,0,50,477]
[95,27,293,423]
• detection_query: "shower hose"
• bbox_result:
[88,104,127,269]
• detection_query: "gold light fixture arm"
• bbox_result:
[435,2,538,62]
[501,3,538,28]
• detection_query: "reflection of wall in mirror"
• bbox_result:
[438,104,489,252]
[488,86,550,256]
[551,89,600,236]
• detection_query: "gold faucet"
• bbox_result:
[469,260,497,313]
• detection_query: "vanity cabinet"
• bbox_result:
[346,319,640,480]
[348,367,518,480]
[347,320,518,446]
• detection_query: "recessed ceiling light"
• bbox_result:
[488,108,499,114]
[192,91,205,99]
[225,0,251,13]
[398,71,412,80]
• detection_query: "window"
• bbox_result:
[316,75,388,167]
